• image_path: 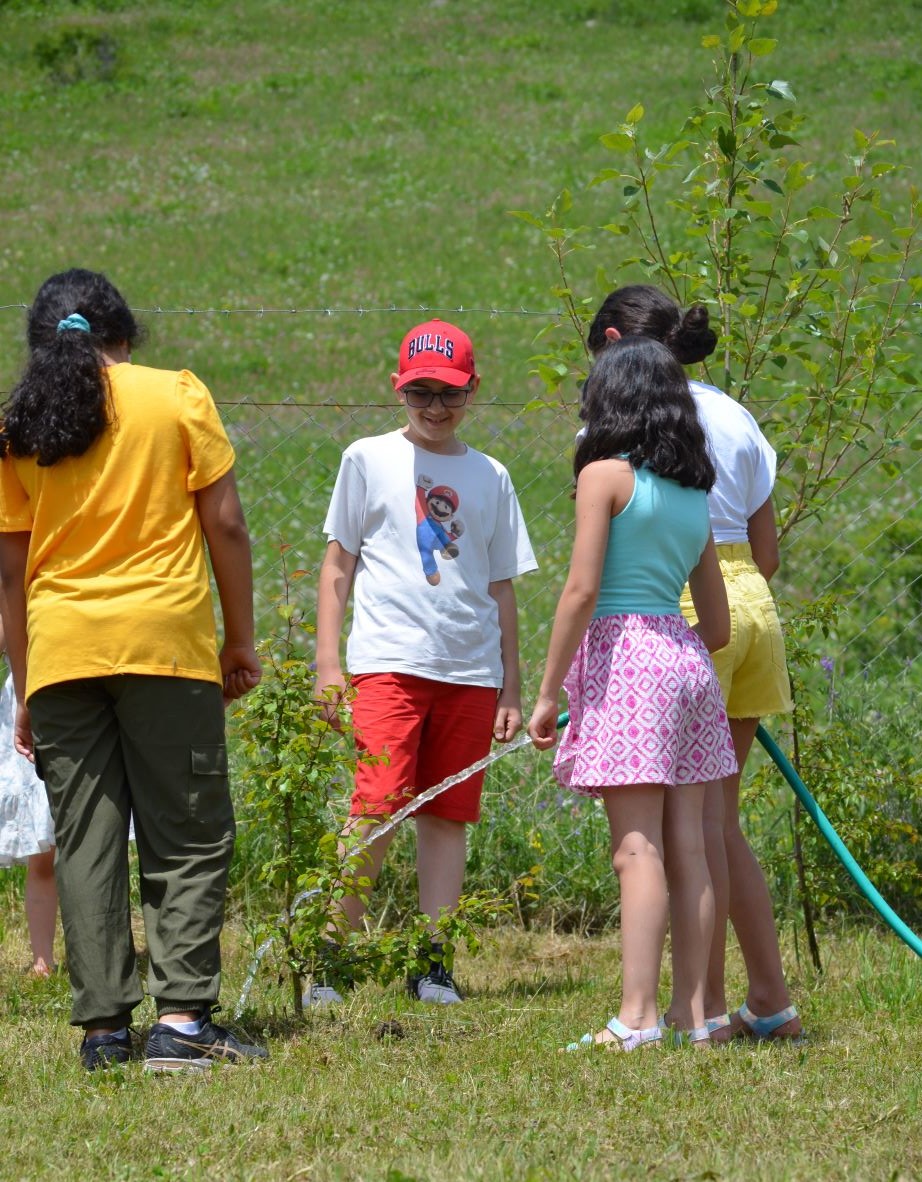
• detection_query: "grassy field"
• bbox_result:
[0,894,920,1182]
[1,2,921,1178]
[3,0,922,395]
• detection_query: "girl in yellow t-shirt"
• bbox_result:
[0,269,266,1073]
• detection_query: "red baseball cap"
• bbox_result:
[395,319,476,389]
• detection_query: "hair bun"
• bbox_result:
[671,303,717,365]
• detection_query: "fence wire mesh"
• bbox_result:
[222,383,921,922]
[1,303,918,920]
[1,301,917,714]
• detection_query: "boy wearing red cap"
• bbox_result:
[314,319,537,1004]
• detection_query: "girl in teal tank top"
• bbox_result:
[528,337,737,1052]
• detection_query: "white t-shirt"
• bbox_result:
[324,430,538,687]
[690,380,777,544]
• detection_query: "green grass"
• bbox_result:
[3,0,922,392]
[0,903,919,1181]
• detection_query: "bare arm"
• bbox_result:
[527,461,628,749]
[488,577,523,742]
[747,496,780,581]
[0,532,33,757]
[315,539,358,727]
[195,470,262,704]
[687,533,731,653]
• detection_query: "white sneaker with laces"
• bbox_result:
[410,965,463,1005]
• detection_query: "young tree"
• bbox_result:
[516,0,922,540]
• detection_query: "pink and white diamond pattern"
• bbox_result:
[554,614,737,793]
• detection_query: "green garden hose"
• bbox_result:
[555,710,921,958]
[755,724,922,959]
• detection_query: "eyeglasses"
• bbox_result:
[401,384,472,408]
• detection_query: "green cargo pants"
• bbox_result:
[29,675,235,1029]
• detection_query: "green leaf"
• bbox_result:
[749,38,778,56]
[587,168,624,188]
[847,236,875,258]
[665,139,693,160]
[717,126,737,157]
[767,79,796,101]
[507,210,543,228]
[625,103,644,126]
[553,188,573,215]
[599,131,634,151]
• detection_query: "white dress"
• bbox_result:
[0,674,55,865]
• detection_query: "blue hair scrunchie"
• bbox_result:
[56,313,91,335]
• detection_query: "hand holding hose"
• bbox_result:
[527,694,562,750]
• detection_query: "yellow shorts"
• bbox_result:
[680,543,793,721]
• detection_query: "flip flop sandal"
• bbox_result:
[658,1014,713,1047]
[736,1001,807,1044]
[564,1016,663,1053]
[704,1012,734,1043]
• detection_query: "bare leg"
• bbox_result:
[724,717,802,1038]
[662,782,714,1041]
[599,785,667,1040]
[701,776,730,1033]
[328,816,396,935]
[25,850,57,975]
[415,815,467,931]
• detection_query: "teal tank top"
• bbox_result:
[593,464,711,618]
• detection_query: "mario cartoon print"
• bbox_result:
[415,474,464,586]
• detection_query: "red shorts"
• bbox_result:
[349,673,498,823]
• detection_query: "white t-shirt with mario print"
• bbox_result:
[323,430,538,687]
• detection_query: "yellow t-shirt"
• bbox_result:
[0,363,235,700]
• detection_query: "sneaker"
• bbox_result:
[302,982,344,1008]
[144,1017,269,1073]
[80,1030,132,1072]
[408,961,463,1005]
[301,938,354,1008]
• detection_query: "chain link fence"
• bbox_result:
[222,396,920,697]
[2,303,918,922]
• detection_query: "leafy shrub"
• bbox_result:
[33,28,118,85]
[231,551,507,1013]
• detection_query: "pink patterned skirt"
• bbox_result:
[554,614,737,794]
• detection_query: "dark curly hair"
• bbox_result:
[1,269,142,466]
[575,336,716,492]
[587,284,716,366]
